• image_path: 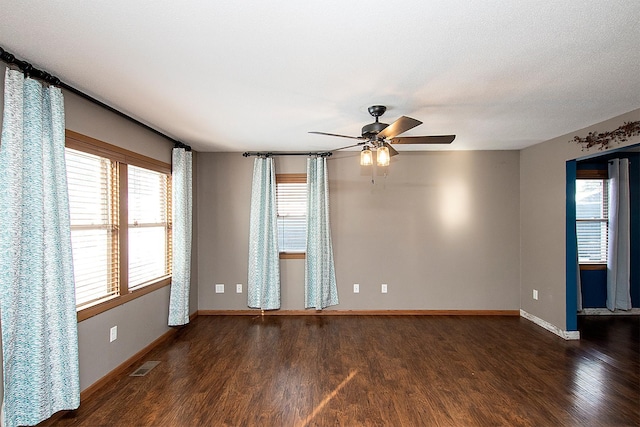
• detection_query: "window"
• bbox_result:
[276,174,306,259]
[576,171,608,265]
[66,148,120,307]
[128,165,171,289]
[65,130,172,318]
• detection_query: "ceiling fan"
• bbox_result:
[309,105,455,166]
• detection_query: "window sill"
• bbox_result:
[579,264,607,271]
[77,276,171,322]
[280,252,306,259]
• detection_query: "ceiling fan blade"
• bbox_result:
[309,131,365,141]
[332,142,367,151]
[389,135,456,144]
[377,116,422,139]
[383,142,399,157]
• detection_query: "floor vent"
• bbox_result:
[130,361,161,377]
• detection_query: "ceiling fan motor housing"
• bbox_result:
[362,121,388,138]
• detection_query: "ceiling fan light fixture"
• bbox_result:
[377,145,390,166]
[360,146,373,166]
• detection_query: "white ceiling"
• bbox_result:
[1,1,639,152]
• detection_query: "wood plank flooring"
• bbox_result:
[50,315,639,426]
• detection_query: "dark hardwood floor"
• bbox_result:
[51,315,639,426]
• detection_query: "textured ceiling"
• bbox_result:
[1,1,639,152]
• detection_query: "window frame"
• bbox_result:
[576,169,608,270]
[66,130,172,321]
[276,173,307,259]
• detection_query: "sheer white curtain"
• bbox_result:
[577,242,583,312]
[168,147,193,326]
[305,157,339,310]
[606,158,631,311]
[0,69,80,427]
[247,157,280,310]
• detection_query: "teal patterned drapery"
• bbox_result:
[305,157,338,310]
[0,69,80,427]
[247,157,280,310]
[168,147,193,326]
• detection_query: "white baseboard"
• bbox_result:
[579,308,640,315]
[520,310,580,340]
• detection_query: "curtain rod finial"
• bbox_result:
[174,142,192,151]
[0,46,12,62]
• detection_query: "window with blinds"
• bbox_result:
[66,148,119,308]
[276,174,307,258]
[64,132,172,314]
[128,166,171,288]
[576,178,609,263]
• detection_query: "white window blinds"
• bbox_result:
[276,175,307,253]
[128,165,171,288]
[66,148,119,308]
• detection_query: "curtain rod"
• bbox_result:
[0,46,191,151]
[242,151,332,158]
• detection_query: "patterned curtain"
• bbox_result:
[168,147,193,326]
[247,157,280,310]
[606,158,631,311]
[0,69,80,427]
[305,157,339,310]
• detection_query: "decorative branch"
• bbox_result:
[570,121,640,151]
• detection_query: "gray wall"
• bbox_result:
[520,108,640,330]
[197,150,521,311]
[0,64,199,393]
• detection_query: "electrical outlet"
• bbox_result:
[533,289,539,300]
[215,284,225,293]
[236,283,243,293]
[110,326,117,343]
[353,283,360,293]
[381,284,388,294]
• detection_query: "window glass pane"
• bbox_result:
[128,165,170,288]
[71,229,118,306]
[277,216,306,252]
[577,221,608,263]
[276,179,306,253]
[129,165,168,225]
[67,149,111,226]
[576,180,606,219]
[128,227,167,288]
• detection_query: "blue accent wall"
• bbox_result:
[566,160,577,330]
[577,151,639,308]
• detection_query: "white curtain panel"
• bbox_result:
[247,157,280,310]
[576,250,583,312]
[305,157,339,310]
[168,147,193,326]
[0,69,80,427]
[606,158,632,311]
